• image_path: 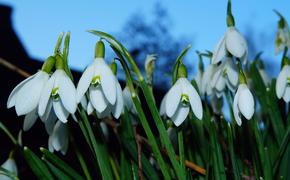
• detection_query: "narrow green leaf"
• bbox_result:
[40,148,85,180]
[23,147,54,179]
[43,158,72,180]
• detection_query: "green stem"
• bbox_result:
[115,53,171,180]
[109,156,121,180]
[178,126,186,175]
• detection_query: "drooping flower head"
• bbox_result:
[77,41,123,119]
[7,56,55,131]
[233,62,255,125]
[274,10,290,54]
[276,56,290,103]
[48,121,69,155]
[161,63,203,126]
[38,54,77,123]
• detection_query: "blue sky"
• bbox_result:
[1,0,289,76]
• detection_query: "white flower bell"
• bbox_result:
[233,84,255,126]
[7,56,55,131]
[77,41,123,118]
[275,12,290,54]
[123,86,137,114]
[211,58,239,97]
[276,65,290,103]
[38,56,77,123]
[0,158,18,180]
[212,27,248,64]
[48,121,69,155]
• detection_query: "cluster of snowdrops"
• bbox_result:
[1,1,290,180]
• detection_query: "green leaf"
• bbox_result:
[43,158,72,180]
[23,147,54,179]
[78,109,114,180]
[40,148,85,180]
[172,45,191,84]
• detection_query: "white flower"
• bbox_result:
[48,121,69,155]
[201,64,217,96]
[212,27,248,64]
[38,69,77,123]
[77,58,123,118]
[123,86,137,114]
[233,84,255,126]
[163,78,203,126]
[276,65,290,103]
[275,27,290,54]
[211,58,239,97]
[7,70,50,130]
[86,77,123,119]
[0,158,17,180]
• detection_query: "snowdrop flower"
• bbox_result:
[7,56,55,131]
[38,60,77,123]
[276,65,290,103]
[144,54,157,85]
[211,58,239,97]
[77,41,123,118]
[164,76,203,126]
[123,86,137,114]
[195,70,203,94]
[201,64,217,96]
[212,27,248,64]
[48,121,69,155]
[274,11,290,54]
[233,84,255,126]
[0,157,17,180]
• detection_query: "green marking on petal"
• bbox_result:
[51,87,60,100]
[181,94,189,106]
[91,75,101,87]
[223,68,227,77]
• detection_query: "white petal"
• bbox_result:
[165,80,182,117]
[23,109,38,131]
[259,69,270,86]
[80,96,88,109]
[48,136,54,152]
[201,64,215,95]
[58,71,77,113]
[53,101,69,123]
[123,86,133,110]
[225,27,247,58]
[233,87,242,126]
[210,67,222,89]
[283,87,290,103]
[15,71,49,116]
[99,60,117,105]
[276,65,289,99]
[45,111,57,135]
[225,58,239,87]
[89,86,108,113]
[159,93,167,116]
[76,63,95,102]
[38,74,56,116]
[40,99,52,122]
[180,78,203,120]
[87,101,94,115]
[1,158,17,176]
[238,84,255,120]
[112,80,124,118]
[171,103,190,127]
[212,35,226,64]
[7,73,36,108]
[51,121,68,152]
